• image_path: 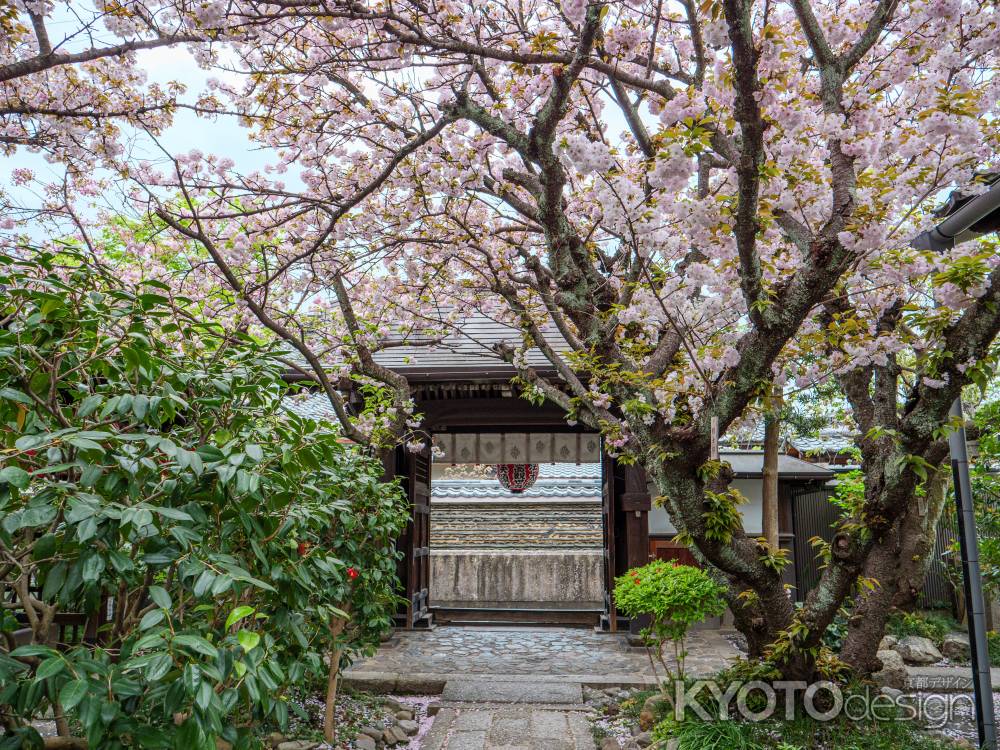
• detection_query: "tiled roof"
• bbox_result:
[432,478,601,499]
[791,429,857,455]
[724,425,858,456]
[720,450,835,480]
[370,312,569,380]
[280,393,340,423]
[537,463,602,479]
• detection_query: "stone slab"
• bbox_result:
[906,665,1000,692]
[443,679,584,704]
[420,707,457,750]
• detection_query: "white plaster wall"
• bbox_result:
[649,478,764,536]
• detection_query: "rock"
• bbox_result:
[267,733,286,748]
[894,635,943,665]
[276,742,319,750]
[873,649,908,690]
[382,726,408,746]
[633,731,653,748]
[215,740,232,750]
[879,635,898,651]
[354,737,378,750]
[879,686,903,700]
[395,709,414,721]
[604,702,620,717]
[382,697,403,711]
[601,739,622,750]
[397,719,419,736]
[622,741,641,750]
[359,726,383,740]
[639,694,670,730]
[942,632,971,662]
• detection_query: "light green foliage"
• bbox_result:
[701,488,746,544]
[939,399,1000,599]
[829,469,865,516]
[614,561,727,683]
[886,610,958,647]
[654,704,963,750]
[0,252,408,749]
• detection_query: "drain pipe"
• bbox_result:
[912,176,1000,252]
[911,174,1000,750]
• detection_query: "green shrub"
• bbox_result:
[886,610,957,646]
[656,718,764,750]
[988,631,1000,665]
[0,252,408,748]
[654,712,964,750]
[614,561,727,683]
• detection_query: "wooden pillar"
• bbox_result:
[621,464,652,568]
[616,462,651,636]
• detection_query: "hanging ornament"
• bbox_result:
[495,463,540,493]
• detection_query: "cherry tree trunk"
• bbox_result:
[840,467,950,674]
[762,408,781,549]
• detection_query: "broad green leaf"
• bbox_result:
[148,586,171,610]
[0,387,32,405]
[225,606,255,631]
[76,395,103,418]
[237,630,261,653]
[0,466,30,489]
[139,609,165,631]
[34,657,65,681]
[81,554,105,583]
[59,679,88,710]
[144,653,173,682]
[9,645,58,659]
[172,635,217,659]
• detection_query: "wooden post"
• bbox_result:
[620,464,651,636]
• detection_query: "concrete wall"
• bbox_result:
[430,549,605,607]
[649,478,764,535]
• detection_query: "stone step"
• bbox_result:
[441,679,585,705]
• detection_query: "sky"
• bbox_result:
[1,41,285,226]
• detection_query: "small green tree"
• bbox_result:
[614,561,727,687]
[0,251,408,748]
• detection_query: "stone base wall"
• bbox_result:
[430,549,605,607]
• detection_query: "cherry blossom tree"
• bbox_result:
[5,0,1000,681]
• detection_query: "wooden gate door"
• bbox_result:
[405,448,431,627]
[602,453,618,631]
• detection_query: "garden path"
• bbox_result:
[346,626,740,749]
[345,625,740,693]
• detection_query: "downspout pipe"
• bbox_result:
[910,173,1000,750]
[911,176,1000,252]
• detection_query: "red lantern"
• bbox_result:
[495,463,540,493]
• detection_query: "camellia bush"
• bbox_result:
[0,251,408,749]
[614,561,727,686]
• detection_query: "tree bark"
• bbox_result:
[762,392,781,549]
[840,465,951,674]
[323,616,348,744]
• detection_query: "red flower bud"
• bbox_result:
[347,567,359,580]
[297,542,310,557]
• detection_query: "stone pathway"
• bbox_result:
[344,626,741,748]
[345,626,739,693]
[421,705,596,750]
